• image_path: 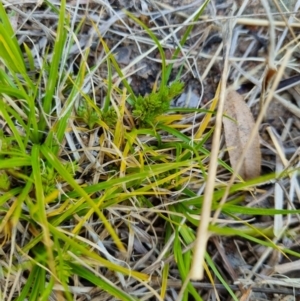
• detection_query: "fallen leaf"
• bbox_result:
[223,90,261,180]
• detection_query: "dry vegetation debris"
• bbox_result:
[1,0,300,300]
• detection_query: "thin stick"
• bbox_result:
[199,15,300,28]
[189,5,235,280]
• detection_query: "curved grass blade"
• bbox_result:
[40,145,126,253]
[38,0,68,139]
[70,263,137,301]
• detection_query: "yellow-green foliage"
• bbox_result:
[42,162,77,195]
[102,106,118,128]
[77,101,100,129]
[132,81,184,126]
[0,170,10,191]
[77,101,118,129]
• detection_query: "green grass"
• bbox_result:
[0,1,300,300]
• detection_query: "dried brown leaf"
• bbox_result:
[223,90,261,180]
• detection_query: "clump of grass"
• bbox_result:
[76,100,118,129]
[132,80,184,126]
[76,100,101,129]
[41,161,77,195]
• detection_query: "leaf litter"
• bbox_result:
[223,89,261,180]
